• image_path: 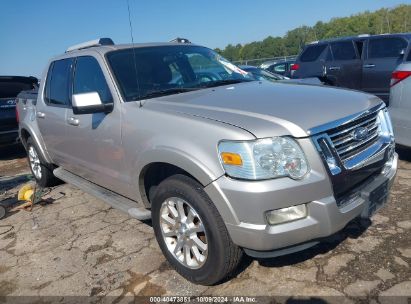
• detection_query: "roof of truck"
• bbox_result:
[101,42,199,50]
[67,42,198,54]
[51,40,200,62]
[64,37,196,54]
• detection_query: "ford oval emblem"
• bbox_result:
[352,127,369,141]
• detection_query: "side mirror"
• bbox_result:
[72,92,113,115]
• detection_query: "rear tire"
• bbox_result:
[152,174,243,285]
[26,137,60,187]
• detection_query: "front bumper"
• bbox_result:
[205,153,397,253]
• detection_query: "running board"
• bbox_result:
[53,167,151,220]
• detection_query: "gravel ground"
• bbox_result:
[0,144,410,303]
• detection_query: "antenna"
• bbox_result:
[126,0,142,105]
[126,0,135,45]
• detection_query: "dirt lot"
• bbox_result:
[0,144,410,303]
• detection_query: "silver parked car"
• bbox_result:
[17,38,397,285]
[389,61,411,147]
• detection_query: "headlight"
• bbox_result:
[378,109,394,137]
[218,137,309,180]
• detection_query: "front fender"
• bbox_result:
[132,147,243,225]
[133,146,224,202]
[137,147,221,186]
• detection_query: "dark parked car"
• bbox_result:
[260,59,296,77]
[0,76,38,146]
[292,33,411,104]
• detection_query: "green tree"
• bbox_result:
[215,4,411,62]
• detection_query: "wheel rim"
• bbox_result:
[28,146,42,180]
[159,197,208,269]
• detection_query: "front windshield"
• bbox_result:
[106,45,254,101]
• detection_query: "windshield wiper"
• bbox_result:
[196,78,254,89]
[138,87,199,100]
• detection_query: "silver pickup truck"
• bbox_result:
[17,38,397,285]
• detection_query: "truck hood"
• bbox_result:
[143,81,383,138]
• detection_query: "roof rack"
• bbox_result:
[357,34,370,37]
[66,38,114,52]
[169,37,191,44]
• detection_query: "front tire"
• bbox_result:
[152,174,243,285]
[26,137,60,187]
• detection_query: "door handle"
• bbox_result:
[67,117,80,126]
[363,64,376,68]
[329,66,341,71]
[37,111,46,119]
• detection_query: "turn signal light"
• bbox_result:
[221,152,243,166]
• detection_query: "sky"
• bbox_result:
[0,0,410,77]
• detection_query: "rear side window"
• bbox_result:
[300,45,327,62]
[407,49,411,61]
[331,41,357,60]
[368,38,407,59]
[45,58,73,106]
[73,56,112,103]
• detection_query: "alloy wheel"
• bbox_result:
[159,197,208,269]
[28,146,42,180]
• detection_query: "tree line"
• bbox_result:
[215,4,411,61]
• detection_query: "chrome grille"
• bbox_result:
[326,111,380,162]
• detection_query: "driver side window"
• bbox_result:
[73,56,113,103]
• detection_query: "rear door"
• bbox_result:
[36,58,73,164]
[325,40,362,89]
[293,44,328,78]
[362,37,408,103]
[63,55,127,195]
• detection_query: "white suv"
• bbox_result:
[389,60,411,147]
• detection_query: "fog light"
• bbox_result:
[265,204,307,225]
[381,145,395,175]
[382,155,394,175]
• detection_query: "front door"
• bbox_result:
[63,55,128,195]
[36,58,73,165]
